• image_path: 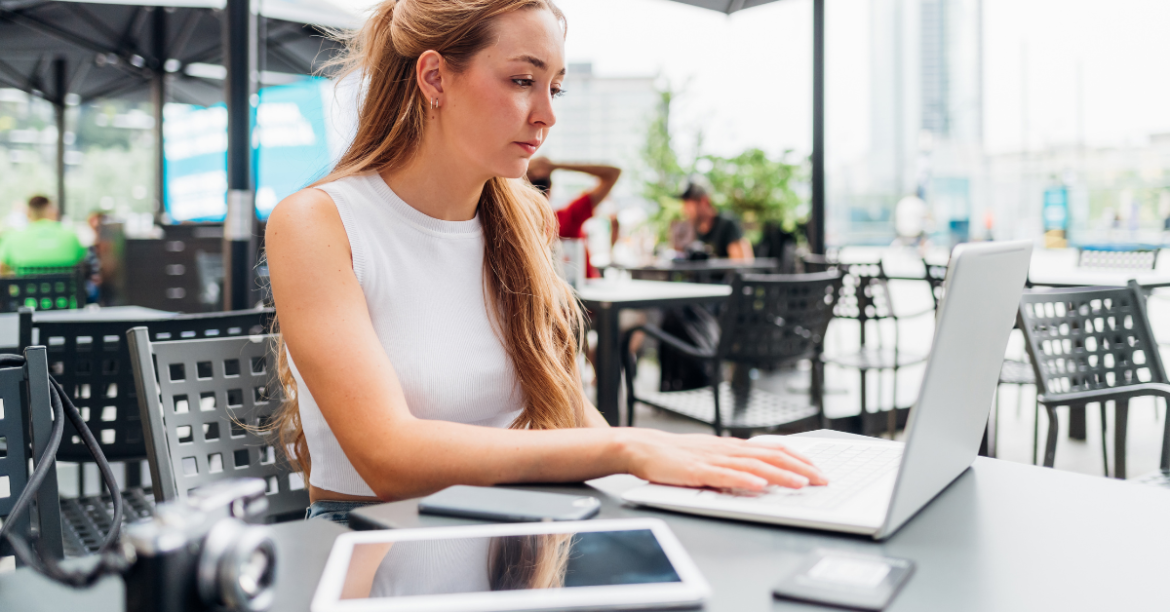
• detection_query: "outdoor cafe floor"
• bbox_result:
[597,276,1170,482]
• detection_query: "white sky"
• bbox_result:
[331,0,1170,161]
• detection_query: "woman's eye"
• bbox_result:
[552,88,567,99]
[512,78,535,88]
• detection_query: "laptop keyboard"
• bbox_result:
[700,443,903,511]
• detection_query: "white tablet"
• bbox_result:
[310,518,709,612]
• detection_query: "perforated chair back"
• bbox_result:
[716,271,842,366]
[1077,247,1160,271]
[0,347,64,562]
[19,309,273,462]
[128,329,308,519]
[1019,282,1167,400]
[0,267,84,312]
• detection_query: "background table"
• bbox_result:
[353,430,1170,611]
[1027,247,1170,288]
[577,280,731,425]
[607,258,780,284]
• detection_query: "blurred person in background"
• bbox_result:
[83,211,108,303]
[526,156,621,277]
[678,181,753,260]
[0,195,86,274]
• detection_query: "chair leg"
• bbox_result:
[1098,402,1109,477]
[1032,392,1040,466]
[711,379,723,437]
[1044,404,1060,468]
[888,365,899,440]
[1114,398,1129,480]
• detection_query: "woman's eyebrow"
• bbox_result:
[508,55,567,76]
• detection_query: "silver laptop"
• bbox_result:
[621,241,1034,540]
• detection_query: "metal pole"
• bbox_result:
[151,7,166,222]
[53,57,66,217]
[223,0,258,310]
[811,0,826,255]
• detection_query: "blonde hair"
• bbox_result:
[273,0,584,480]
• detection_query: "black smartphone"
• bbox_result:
[418,486,602,522]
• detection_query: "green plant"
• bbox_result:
[638,86,807,246]
[702,148,806,242]
[639,87,693,244]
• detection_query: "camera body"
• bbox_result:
[124,478,276,612]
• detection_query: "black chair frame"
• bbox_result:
[1020,280,1170,480]
[0,346,65,564]
[622,271,842,436]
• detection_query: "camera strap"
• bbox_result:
[0,354,129,587]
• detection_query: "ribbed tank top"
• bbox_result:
[286,172,523,496]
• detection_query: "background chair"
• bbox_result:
[18,308,272,554]
[0,346,65,565]
[804,256,929,438]
[1019,280,1170,481]
[0,265,85,313]
[622,271,841,436]
[128,329,308,521]
[1076,246,1160,271]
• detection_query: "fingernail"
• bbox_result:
[791,474,809,487]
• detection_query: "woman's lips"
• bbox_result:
[515,142,538,155]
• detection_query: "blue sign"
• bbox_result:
[163,77,334,223]
[1043,187,1069,232]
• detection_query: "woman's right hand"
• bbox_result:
[615,428,828,491]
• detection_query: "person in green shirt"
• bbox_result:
[0,195,86,274]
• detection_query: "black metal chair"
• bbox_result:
[0,346,65,565]
[621,271,841,436]
[18,308,272,554]
[1019,280,1170,482]
[803,256,930,438]
[0,266,85,313]
[128,329,308,520]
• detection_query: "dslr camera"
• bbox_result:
[123,478,277,612]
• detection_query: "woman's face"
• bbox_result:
[440,9,566,181]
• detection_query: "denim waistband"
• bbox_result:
[305,499,378,526]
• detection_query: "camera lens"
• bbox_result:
[237,548,273,598]
[198,518,277,612]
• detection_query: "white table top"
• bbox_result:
[576,279,732,305]
[1027,247,1170,287]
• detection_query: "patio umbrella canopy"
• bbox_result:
[656,0,825,255]
[0,0,356,107]
[1,0,357,309]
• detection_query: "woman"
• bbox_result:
[266,0,826,524]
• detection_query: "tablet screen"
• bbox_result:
[339,529,682,600]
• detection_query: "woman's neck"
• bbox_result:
[379,137,486,222]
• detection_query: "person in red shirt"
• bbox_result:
[526,157,621,277]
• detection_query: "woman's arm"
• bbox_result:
[267,189,824,502]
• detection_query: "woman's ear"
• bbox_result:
[416,50,445,105]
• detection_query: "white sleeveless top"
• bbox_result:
[286,172,523,496]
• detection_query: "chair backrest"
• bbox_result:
[923,259,948,310]
[716,271,842,365]
[1019,281,1167,400]
[19,308,273,462]
[830,261,896,329]
[127,329,308,520]
[0,267,84,313]
[0,347,64,562]
[1077,247,1160,271]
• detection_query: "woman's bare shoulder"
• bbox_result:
[265,187,346,250]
